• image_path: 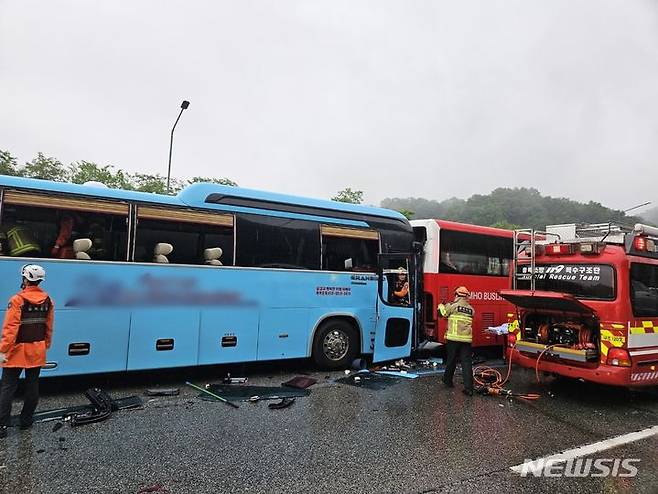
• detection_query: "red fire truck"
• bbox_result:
[501,223,658,387]
[411,219,515,351]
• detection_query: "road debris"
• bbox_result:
[137,482,168,493]
[186,381,239,409]
[336,370,401,390]
[70,388,114,426]
[10,390,142,426]
[199,384,310,403]
[145,388,180,397]
[372,358,446,378]
[268,397,295,409]
[282,376,317,389]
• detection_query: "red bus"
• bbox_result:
[501,223,658,387]
[411,220,515,351]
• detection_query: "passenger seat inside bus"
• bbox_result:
[154,243,173,263]
[204,247,223,266]
[73,238,93,260]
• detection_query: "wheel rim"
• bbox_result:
[322,329,350,361]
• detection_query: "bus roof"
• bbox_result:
[433,219,514,238]
[0,175,407,222]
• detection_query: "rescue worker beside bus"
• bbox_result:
[438,286,474,396]
[0,265,54,438]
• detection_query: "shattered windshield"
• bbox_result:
[516,263,616,300]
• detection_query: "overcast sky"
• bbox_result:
[1,1,657,210]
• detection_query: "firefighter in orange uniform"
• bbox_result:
[0,265,54,437]
[392,268,410,305]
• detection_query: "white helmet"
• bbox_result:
[21,264,46,282]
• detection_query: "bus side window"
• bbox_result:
[0,196,128,261]
[235,214,319,270]
[439,229,512,276]
[134,217,234,266]
[321,227,379,272]
[630,263,658,317]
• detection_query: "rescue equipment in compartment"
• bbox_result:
[534,321,596,350]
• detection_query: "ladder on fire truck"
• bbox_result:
[512,223,649,290]
[512,228,560,291]
[513,222,658,290]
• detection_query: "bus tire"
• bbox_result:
[312,319,359,370]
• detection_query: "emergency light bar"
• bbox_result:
[545,244,572,256]
[579,242,604,255]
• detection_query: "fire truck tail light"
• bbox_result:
[634,237,647,251]
[507,332,516,347]
[606,348,631,367]
[546,244,571,256]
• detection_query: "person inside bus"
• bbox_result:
[439,252,459,273]
[438,286,474,396]
[0,264,54,438]
[391,268,410,305]
[51,211,79,259]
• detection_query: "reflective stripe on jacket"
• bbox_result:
[6,226,41,257]
[1,286,54,368]
[438,297,474,343]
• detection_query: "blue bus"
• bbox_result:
[0,176,418,377]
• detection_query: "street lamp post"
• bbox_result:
[167,100,190,194]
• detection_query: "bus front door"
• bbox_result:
[373,254,414,363]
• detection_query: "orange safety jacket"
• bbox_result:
[52,214,75,258]
[393,280,409,299]
[0,286,54,368]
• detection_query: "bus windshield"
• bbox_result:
[517,263,616,300]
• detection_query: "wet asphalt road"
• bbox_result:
[0,360,656,494]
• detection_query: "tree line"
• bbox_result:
[1,149,649,229]
[381,187,646,230]
[0,149,237,194]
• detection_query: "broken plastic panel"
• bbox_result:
[199,384,310,402]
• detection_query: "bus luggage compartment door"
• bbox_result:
[199,308,259,364]
[41,309,131,376]
[373,254,413,363]
[127,309,200,370]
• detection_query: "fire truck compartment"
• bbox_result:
[517,313,600,362]
[500,289,600,363]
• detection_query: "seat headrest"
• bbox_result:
[73,238,93,253]
[154,254,170,264]
[154,243,174,256]
[76,252,92,260]
[204,247,223,260]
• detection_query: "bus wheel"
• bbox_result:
[312,320,359,370]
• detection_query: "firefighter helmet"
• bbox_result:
[454,286,469,297]
[21,264,46,282]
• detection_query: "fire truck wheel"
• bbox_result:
[312,319,359,370]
